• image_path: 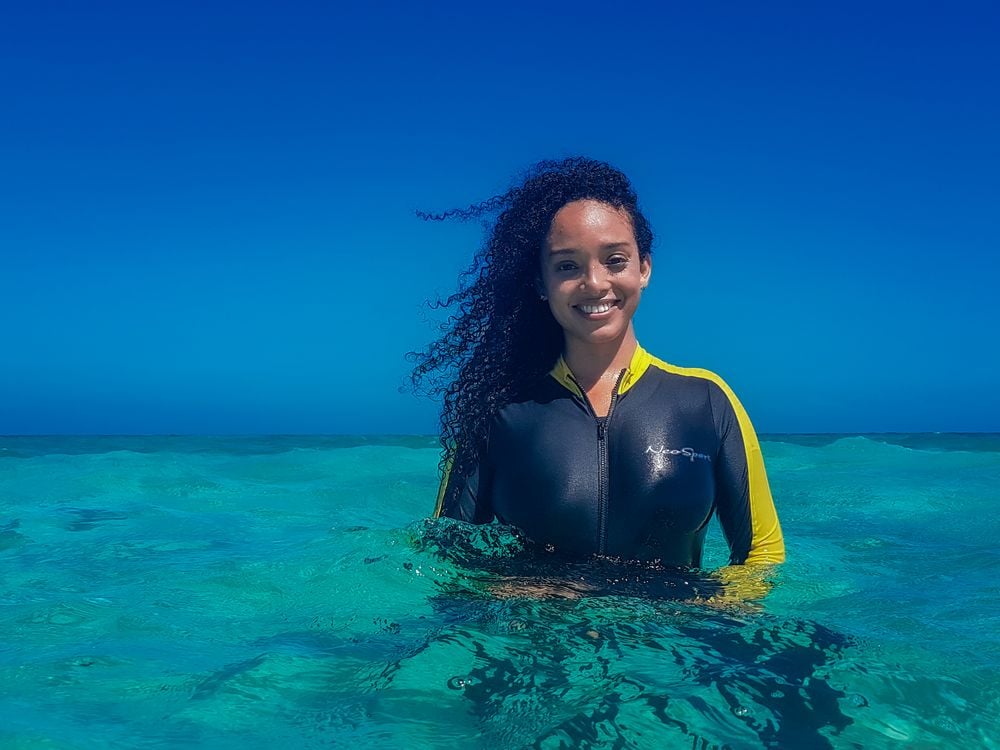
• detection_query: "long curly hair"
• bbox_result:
[411,157,654,502]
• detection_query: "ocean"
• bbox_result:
[1,434,998,749]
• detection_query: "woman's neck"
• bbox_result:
[562,327,638,389]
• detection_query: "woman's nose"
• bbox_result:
[581,263,610,292]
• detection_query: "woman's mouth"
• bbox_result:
[575,300,619,317]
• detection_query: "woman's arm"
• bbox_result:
[433,449,494,524]
[709,379,785,566]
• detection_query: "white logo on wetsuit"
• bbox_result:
[645,446,712,462]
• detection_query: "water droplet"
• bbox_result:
[733,705,751,717]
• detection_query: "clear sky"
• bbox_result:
[2,1,997,435]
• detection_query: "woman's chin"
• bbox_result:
[567,325,632,348]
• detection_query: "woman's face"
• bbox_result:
[540,199,652,348]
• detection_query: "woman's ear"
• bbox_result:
[640,255,652,290]
[534,276,547,301]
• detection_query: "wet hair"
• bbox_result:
[410,156,654,497]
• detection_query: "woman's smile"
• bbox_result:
[574,298,620,317]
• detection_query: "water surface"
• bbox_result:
[1,434,997,748]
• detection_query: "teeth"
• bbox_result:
[580,303,613,314]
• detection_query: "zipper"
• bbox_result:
[568,368,626,555]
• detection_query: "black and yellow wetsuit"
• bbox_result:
[433,345,784,567]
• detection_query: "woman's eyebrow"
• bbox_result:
[548,242,632,256]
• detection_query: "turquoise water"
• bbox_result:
[1,434,998,749]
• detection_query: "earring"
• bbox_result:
[540,294,547,301]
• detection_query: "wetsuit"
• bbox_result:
[434,345,784,567]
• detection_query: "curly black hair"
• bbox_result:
[410,156,654,502]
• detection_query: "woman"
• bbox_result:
[412,157,784,568]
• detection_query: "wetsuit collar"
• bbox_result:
[549,344,653,398]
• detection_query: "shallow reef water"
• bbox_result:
[1,434,998,748]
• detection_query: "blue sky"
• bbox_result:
[1,1,997,434]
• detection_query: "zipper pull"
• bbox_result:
[597,420,606,440]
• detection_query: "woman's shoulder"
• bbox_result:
[636,349,749,413]
[638,349,761,433]
[638,349,732,393]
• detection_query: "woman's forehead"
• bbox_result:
[547,200,636,248]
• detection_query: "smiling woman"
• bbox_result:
[542,200,651,386]
[411,157,783,568]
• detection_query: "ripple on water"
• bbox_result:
[60,507,129,532]
[11,597,123,646]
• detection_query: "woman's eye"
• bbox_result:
[556,262,577,273]
[607,257,628,270]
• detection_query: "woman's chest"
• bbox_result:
[487,398,719,545]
